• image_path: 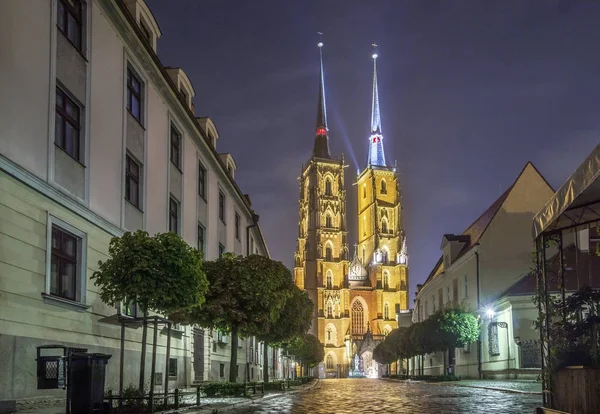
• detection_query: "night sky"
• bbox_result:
[146,0,600,301]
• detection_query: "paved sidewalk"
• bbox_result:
[439,379,542,395]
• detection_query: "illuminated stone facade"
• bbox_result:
[294,46,408,378]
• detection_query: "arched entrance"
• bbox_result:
[360,349,379,379]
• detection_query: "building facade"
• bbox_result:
[411,162,554,379]
[294,45,409,378]
[0,0,280,404]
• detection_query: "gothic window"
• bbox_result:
[326,213,332,228]
[363,184,366,199]
[384,303,389,320]
[383,272,390,289]
[326,271,333,289]
[327,328,332,341]
[351,301,365,334]
[325,178,332,196]
[326,355,333,369]
[382,248,389,264]
[381,219,388,234]
[381,180,387,194]
[327,302,333,318]
[325,245,332,261]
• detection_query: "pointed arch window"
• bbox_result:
[381,219,388,234]
[383,272,390,290]
[327,302,333,318]
[351,301,365,334]
[325,213,332,228]
[325,178,332,196]
[381,180,387,194]
[327,328,332,341]
[384,303,390,320]
[326,271,333,289]
[382,248,389,264]
[363,184,366,199]
[326,355,334,369]
[325,245,332,261]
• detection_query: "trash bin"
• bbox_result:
[70,353,112,414]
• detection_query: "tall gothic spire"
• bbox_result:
[367,44,386,167]
[313,37,330,159]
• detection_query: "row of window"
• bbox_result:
[422,274,469,318]
[362,180,388,199]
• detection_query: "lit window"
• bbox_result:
[326,355,333,369]
[384,303,389,320]
[326,214,332,228]
[381,180,387,194]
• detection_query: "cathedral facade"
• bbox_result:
[294,44,409,378]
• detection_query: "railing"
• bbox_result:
[104,386,201,413]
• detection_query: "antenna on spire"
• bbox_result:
[372,43,378,59]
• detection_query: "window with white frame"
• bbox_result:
[127,67,143,123]
[55,87,82,162]
[169,196,179,234]
[170,124,182,169]
[125,154,141,209]
[235,213,241,241]
[197,223,205,254]
[46,216,87,305]
[198,161,207,200]
[464,273,469,298]
[57,0,84,51]
[219,190,226,223]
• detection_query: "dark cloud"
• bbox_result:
[147,0,600,302]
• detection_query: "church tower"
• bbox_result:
[356,48,410,324]
[295,44,409,379]
[294,41,350,360]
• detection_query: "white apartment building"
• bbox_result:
[411,163,554,379]
[0,0,281,404]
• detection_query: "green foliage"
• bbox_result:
[286,334,324,368]
[91,230,208,314]
[260,285,314,346]
[432,306,481,350]
[203,382,246,397]
[373,337,397,364]
[177,254,290,336]
[383,305,481,358]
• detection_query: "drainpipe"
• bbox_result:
[476,250,482,379]
[246,213,259,382]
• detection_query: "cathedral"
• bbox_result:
[293,42,409,378]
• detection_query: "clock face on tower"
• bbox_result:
[372,136,380,143]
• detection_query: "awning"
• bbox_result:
[533,143,600,239]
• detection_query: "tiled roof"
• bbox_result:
[422,186,513,286]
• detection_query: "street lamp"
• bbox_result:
[485,307,495,320]
[489,321,510,374]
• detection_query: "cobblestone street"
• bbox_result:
[231,379,542,413]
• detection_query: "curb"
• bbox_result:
[164,380,319,413]
[384,378,542,396]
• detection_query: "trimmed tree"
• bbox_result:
[92,230,208,392]
[258,283,313,382]
[287,333,324,376]
[175,254,290,382]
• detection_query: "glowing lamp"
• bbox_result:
[485,307,495,319]
[316,127,327,136]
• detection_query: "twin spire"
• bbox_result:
[312,40,387,167]
[312,39,330,159]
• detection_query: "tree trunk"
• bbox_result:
[229,325,239,383]
[139,312,148,393]
[263,341,269,383]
